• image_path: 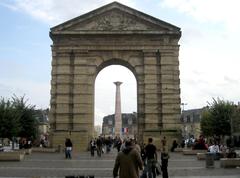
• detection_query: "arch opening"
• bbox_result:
[94,64,137,138]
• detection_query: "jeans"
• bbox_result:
[140,160,147,178]
[65,149,72,159]
[147,159,156,178]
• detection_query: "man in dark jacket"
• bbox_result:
[113,139,143,178]
[145,138,157,178]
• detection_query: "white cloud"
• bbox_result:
[160,0,240,32]
[179,22,240,109]
[0,79,50,109]
[5,0,136,25]
[162,0,240,109]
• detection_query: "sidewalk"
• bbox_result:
[0,149,239,177]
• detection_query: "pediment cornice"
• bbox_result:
[50,2,181,37]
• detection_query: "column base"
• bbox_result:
[143,129,181,150]
[50,130,89,152]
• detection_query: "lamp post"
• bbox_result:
[181,103,187,112]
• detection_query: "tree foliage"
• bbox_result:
[232,106,240,134]
[12,95,39,139]
[200,110,213,137]
[0,98,20,139]
[201,98,235,137]
[0,95,39,140]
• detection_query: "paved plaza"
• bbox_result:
[0,149,239,178]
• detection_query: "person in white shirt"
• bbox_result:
[209,143,220,153]
[208,142,220,159]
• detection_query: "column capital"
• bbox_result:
[114,81,122,86]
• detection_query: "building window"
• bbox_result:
[128,118,132,125]
[194,114,200,122]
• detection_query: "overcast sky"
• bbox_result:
[0,0,240,126]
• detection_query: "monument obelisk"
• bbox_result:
[114,81,122,137]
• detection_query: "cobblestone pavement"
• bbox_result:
[0,149,239,178]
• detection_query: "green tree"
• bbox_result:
[12,95,39,139]
[232,106,240,134]
[0,97,20,140]
[200,110,213,137]
[201,98,234,138]
[0,95,39,141]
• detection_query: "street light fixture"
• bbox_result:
[181,103,187,112]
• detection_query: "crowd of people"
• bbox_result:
[170,135,238,159]
[63,134,238,178]
[19,137,32,149]
[72,135,170,178]
[89,136,120,157]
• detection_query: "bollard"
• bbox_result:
[205,152,214,168]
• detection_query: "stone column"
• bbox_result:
[114,81,122,137]
[143,50,161,130]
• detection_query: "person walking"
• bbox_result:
[116,137,122,152]
[171,140,178,152]
[96,136,103,157]
[133,139,141,153]
[160,136,169,178]
[140,143,147,178]
[65,138,73,159]
[105,136,112,153]
[145,138,158,178]
[113,139,143,178]
[161,147,169,178]
[90,138,96,157]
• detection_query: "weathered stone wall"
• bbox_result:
[50,37,181,151]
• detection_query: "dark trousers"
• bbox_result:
[65,149,72,159]
[146,159,156,178]
[161,159,168,178]
[90,146,95,156]
[97,146,102,157]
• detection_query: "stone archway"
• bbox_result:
[49,2,182,151]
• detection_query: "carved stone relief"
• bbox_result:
[68,10,161,31]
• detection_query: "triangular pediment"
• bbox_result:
[64,9,168,31]
[51,2,181,35]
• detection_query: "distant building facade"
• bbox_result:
[181,108,205,139]
[94,125,102,137]
[102,113,137,138]
[35,109,50,135]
